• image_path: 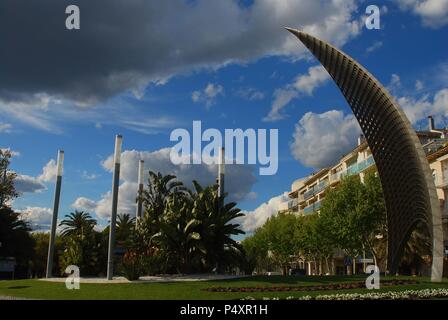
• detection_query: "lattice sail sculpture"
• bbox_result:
[286,28,443,282]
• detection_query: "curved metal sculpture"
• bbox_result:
[286,28,444,282]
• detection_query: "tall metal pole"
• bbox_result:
[135,159,144,227]
[46,150,64,278]
[217,147,225,198]
[107,135,122,280]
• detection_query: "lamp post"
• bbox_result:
[135,159,144,227]
[46,150,64,278]
[218,147,225,198]
[107,135,122,280]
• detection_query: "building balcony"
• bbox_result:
[434,176,448,189]
[303,200,322,215]
[329,155,375,183]
[303,180,328,201]
[288,198,299,209]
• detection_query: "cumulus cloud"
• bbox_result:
[399,88,448,125]
[20,206,53,231]
[14,175,47,194]
[13,158,58,194]
[75,148,257,219]
[0,0,361,113]
[71,197,99,212]
[395,0,448,28]
[290,110,361,168]
[264,66,331,121]
[237,192,290,233]
[192,83,225,108]
[38,159,58,182]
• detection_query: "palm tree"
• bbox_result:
[142,171,186,219]
[191,181,245,273]
[59,210,97,238]
[152,195,203,273]
[59,211,102,276]
[116,213,135,244]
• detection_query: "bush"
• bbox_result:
[119,250,165,280]
[241,288,448,300]
[120,251,145,281]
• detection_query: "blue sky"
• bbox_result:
[1,0,448,235]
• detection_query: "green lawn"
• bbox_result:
[0,275,447,300]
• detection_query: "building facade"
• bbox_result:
[279,116,448,276]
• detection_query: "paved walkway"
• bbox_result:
[40,274,249,284]
[0,295,33,300]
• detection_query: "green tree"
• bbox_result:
[262,213,298,275]
[104,213,135,246]
[59,211,102,276]
[59,210,97,238]
[319,172,387,271]
[191,181,245,273]
[0,206,34,274]
[0,149,18,208]
[241,229,273,274]
[29,232,63,278]
[142,171,186,220]
[152,193,202,274]
[295,214,334,275]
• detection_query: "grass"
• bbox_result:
[0,275,447,300]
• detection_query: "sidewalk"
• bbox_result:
[40,274,249,284]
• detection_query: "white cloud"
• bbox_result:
[71,197,98,212]
[366,41,383,54]
[290,110,361,168]
[235,87,265,101]
[20,206,53,231]
[0,123,12,133]
[238,192,290,233]
[192,83,224,108]
[388,73,402,93]
[38,159,58,182]
[77,148,256,219]
[13,158,58,194]
[264,65,330,122]
[395,0,448,28]
[14,175,47,194]
[415,80,424,91]
[81,171,100,180]
[0,96,180,135]
[264,89,298,121]
[2,0,362,132]
[292,65,331,95]
[399,88,448,125]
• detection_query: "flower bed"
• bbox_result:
[241,288,448,300]
[203,279,418,293]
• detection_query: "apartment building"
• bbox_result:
[279,116,448,275]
